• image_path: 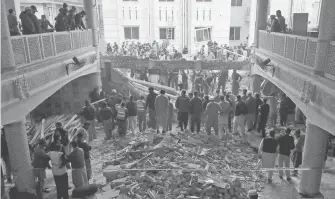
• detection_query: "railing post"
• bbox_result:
[1,0,16,71]
[303,39,309,65]
[39,35,45,59]
[24,37,31,63]
[52,33,57,56]
[293,37,297,62]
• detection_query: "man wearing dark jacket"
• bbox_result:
[279,93,289,126]
[40,15,53,32]
[55,8,68,32]
[175,90,190,131]
[8,9,20,36]
[146,87,158,129]
[67,9,76,30]
[75,11,86,30]
[189,91,203,133]
[277,128,295,181]
[126,96,138,134]
[80,100,96,141]
[234,95,248,142]
[258,99,270,137]
[77,132,92,181]
[254,93,263,129]
[55,122,69,154]
[30,5,41,33]
[20,7,36,34]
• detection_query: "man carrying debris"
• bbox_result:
[137,95,147,132]
[116,102,129,138]
[175,90,190,131]
[155,90,169,133]
[80,100,96,141]
[203,97,221,136]
[77,132,92,181]
[233,95,248,143]
[189,91,203,134]
[258,130,279,183]
[68,140,88,188]
[98,101,114,140]
[146,87,158,129]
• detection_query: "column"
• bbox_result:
[83,0,98,47]
[1,0,16,72]
[89,72,102,92]
[3,120,35,194]
[312,0,335,76]
[299,121,329,197]
[253,0,269,47]
[250,74,262,94]
[295,107,302,123]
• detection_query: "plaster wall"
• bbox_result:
[229,0,251,47]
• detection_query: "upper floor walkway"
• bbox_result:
[253,30,335,135]
[1,30,99,125]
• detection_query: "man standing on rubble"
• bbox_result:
[77,132,92,181]
[80,100,96,141]
[246,92,257,131]
[126,96,138,135]
[218,96,230,144]
[233,95,248,142]
[155,90,169,133]
[98,101,114,140]
[277,128,295,181]
[175,90,190,131]
[107,89,122,124]
[217,69,228,94]
[258,130,278,183]
[55,122,69,154]
[146,87,158,129]
[189,91,203,134]
[137,95,147,132]
[203,97,221,136]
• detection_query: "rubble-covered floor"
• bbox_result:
[4,122,334,199]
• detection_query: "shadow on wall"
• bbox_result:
[30,74,97,122]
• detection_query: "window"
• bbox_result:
[124,27,139,39]
[231,0,242,6]
[197,9,199,21]
[159,28,175,40]
[135,7,138,19]
[159,8,162,21]
[195,27,211,42]
[196,0,211,1]
[229,27,241,40]
[203,9,205,21]
[159,0,174,1]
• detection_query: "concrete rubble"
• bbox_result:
[96,129,265,199]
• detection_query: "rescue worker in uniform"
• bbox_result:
[116,102,128,138]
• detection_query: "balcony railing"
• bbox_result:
[10,29,93,67]
[258,30,335,77]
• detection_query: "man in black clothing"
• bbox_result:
[254,93,263,129]
[89,88,100,103]
[146,87,158,129]
[77,132,92,181]
[279,93,289,126]
[234,95,248,142]
[75,11,86,30]
[277,128,295,181]
[80,100,96,141]
[189,91,203,133]
[30,5,41,33]
[258,99,270,137]
[175,90,191,131]
[55,122,69,153]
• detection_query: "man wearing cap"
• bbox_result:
[75,11,86,30]
[19,7,36,34]
[146,87,158,129]
[30,5,41,33]
[55,8,68,32]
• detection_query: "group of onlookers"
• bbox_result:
[7,3,86,36]
[267,10,287,33]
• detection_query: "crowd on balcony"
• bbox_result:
[267,10,292,34]
[7,3,87,36]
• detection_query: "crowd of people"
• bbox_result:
[267,10,291,33]
[7,3,87,36]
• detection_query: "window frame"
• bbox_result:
[229,26,241,40]
[196,0,212,2]
[124,26,140,40]
[159,27,175,40]
[195,27,212,42]
[231,0,242,6]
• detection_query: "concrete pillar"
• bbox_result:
[295,107,302,123]
[250,74,262,94]
[1,0,16,72]
[253,0,269,47]
[83,0,98,47]
[89,72,102,92]
[312,0,335,76]
[299,121,329,197]
[3,120,35,194]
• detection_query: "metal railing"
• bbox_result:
[10,29,93,67]
[258,30,318,68]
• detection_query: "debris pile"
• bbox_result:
[99,129,264,199]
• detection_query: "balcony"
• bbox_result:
[10,30,92,67]
[258,30,335,78]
